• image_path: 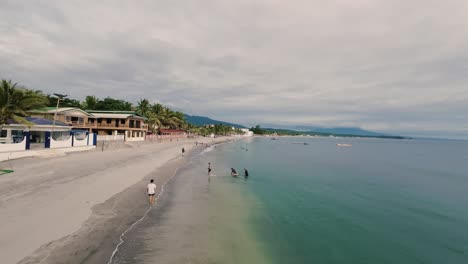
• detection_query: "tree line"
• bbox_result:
[1,79,243,136]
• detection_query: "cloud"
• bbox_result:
[1,0,467,138]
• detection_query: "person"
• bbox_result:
[244,168,249,178]
[147,179,157,205]
[182,147,185,156]
[231,168,238,177]
[208,162,213,175]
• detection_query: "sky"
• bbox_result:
[1,0,467,139]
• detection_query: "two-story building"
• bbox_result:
[29,108,148,141]
[86,110,147,139]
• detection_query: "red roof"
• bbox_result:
[159,129,186,133]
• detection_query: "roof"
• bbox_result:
[7,117,70,127]
[87,110,146,120]
[29,107,91,116]
[159,129,187,133]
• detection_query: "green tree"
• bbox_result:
[136,99,150,117]
[83,95,98,110]
[0,80,48,126]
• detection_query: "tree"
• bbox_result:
[1,79,48,126]
[250,125,265,135]
[136,99,150,117]
[83,95,98,110]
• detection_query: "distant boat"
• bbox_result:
[271,138,278,140]
[292,142,309,145]
[336,143,352,147]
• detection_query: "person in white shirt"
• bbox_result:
[147,179,157,204]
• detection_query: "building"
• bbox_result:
[29,108,148,140]
[0,117,71,144]
[158,129,187,136]
[29,107,92,130]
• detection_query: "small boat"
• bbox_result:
[271,138,278,140]
[292,142,309,145]
[336,143,352,147]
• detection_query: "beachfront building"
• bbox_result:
[28,108,148,141]
[86,110,148,141]
[158,129,187,136]
[241,128,254,137]
[0,117,71,144]
[29,107,92,130]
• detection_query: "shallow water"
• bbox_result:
[115,137,468,264]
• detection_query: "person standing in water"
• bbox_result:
[231,168,238,177]
[244,168,249,178]
[208,162,212,176]
[147,179,157,205]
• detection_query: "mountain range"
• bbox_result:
[184,115,247,128]
[184,115,399,137]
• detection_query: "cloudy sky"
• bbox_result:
[1,0,467,138]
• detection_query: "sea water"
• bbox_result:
[115,137,468,264]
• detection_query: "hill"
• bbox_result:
[185,115,246,128]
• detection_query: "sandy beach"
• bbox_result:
[0,136,234,264]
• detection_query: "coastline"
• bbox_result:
[0,136,235,264]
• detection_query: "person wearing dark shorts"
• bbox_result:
[147,179,157,204]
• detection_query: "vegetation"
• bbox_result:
[1,80,48,126]
[1,79,246,137]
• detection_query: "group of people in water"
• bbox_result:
[230,167,248,178]
[208,162,249,179]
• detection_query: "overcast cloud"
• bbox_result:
[1,0,467,138]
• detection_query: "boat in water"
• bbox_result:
[336,143,352,147]
[292,142,309,145]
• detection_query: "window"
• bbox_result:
[107,119,112,124]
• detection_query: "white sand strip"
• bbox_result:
[0,137,231,264]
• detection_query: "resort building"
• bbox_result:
[29,107,92,130]
[28,108,148,140]
[0,117,71,144]
[86,110,148,140]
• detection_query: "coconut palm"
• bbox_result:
[0,80,48,126]
[136,98,151,117]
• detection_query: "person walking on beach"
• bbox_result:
[182,147,185,156]
[147,179,157,205]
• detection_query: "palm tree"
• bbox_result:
[0,80,48,126]
[136,99,150,117]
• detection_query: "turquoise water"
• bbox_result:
[117,137,468,263]
[206,137,468,263]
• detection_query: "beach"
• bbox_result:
[0,137,233,264]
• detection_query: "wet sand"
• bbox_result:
[0,137,233,264]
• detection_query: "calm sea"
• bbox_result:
[115,137,468,264]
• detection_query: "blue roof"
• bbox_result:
[8,117,70,127]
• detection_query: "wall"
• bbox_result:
[0,137,26,153]
[50,135,73,149]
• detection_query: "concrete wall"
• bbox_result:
[97,135,124,141]
[0,137,26,153]
[74,136,89,147]
[50,136,73,149]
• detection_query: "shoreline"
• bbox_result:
[0,136,235,264]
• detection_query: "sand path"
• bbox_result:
[0,137,227,264]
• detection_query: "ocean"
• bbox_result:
[114,137,468,264]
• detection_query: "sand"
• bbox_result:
[0,137,233,264]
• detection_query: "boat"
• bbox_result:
[336,143,352,147]
[292,142,309,145]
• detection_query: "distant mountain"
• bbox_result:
[261,124,389,137]
[185,115,246,128]
[298,126,386,137]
